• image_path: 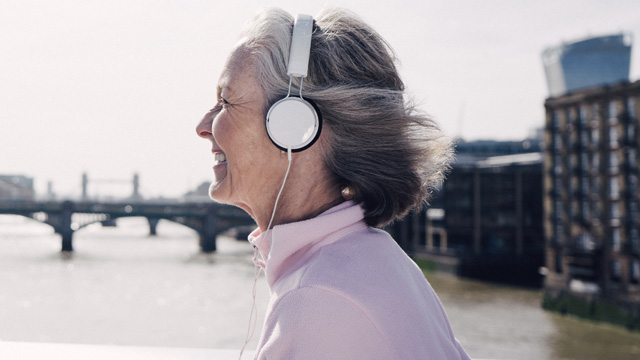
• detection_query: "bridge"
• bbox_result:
[0,200,255,253]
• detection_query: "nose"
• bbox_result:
[196,110,214,139]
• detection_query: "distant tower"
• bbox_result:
[47,180,55,200]
[82,173,88,201]
[132,173,141,200]
[542,33,632,97]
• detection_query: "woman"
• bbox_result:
[196,8,470,360]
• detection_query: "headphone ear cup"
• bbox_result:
[266,97,321,152]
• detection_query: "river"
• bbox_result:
[0,215,639,359]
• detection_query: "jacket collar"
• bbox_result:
[247,200,366,287]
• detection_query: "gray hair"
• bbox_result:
[237,8,453,227]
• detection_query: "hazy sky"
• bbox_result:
[1,0,639,199]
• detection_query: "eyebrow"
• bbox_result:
[217,82,236,97]
[216,75,227,93]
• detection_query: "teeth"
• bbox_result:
[214,153,227,163]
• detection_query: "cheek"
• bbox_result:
[212,112,271,158]
[211,114,226,138]
[211,114,242,149]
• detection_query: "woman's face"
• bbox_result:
[196,48,287,219]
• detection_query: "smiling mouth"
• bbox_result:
[214,152,227,164]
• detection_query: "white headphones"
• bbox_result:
[265,14,321,152]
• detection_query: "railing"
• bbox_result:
[0,341,252,360]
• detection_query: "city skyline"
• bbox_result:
[1,0,639,198]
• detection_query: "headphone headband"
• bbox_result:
[287,14,313,77]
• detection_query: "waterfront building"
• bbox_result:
[392,138,545,286]
[0,175,34,201]
[439,152,544,285]
[543,80,640,329]
[542,33,632,98]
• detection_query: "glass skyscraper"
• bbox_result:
[542,34,632,97]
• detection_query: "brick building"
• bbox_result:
[543,81,640,328]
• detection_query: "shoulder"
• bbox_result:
[301,226,423,289]
[293,228,468,358]
[259,286,394,360]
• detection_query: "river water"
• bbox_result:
[0,215,639,359]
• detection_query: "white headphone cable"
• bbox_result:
[239,147,292,359]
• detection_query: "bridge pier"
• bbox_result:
[147,218,159,236]
[59,201,75,252]
[200,207,218,253]
[61,231,74,252]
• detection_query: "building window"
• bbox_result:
[554,176,563,194]
[629,201,638,225]
[611,259,621,281]
[554,155,563,175]
[628,98,637,118]
[629,175,638,197]
[630,228,639,254]
[569,201,578,221]
[631,260,640,283]
[628,123,636,144]
[608,101,618,119]
[569,155,577,173]
[554,199,563,217]
[580,153,589,172]
[609,125,619,146]
[579,105,588,126]
[591,177,599,197]
[554,133,562,151]
[610,202,620,220]
[580,130,589,147]
[592,153,600,172]
[580,176,589,195]
[555,222,564,245]
[552,111,561,128]
[592,201,600,221]
[612,228,621,252]
[582,200,590,222]
[609,177,620,198]
[627,149,637,169]
[591,126,600,146]
[609,152,619,171]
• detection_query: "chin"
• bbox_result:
[208,182,228,204]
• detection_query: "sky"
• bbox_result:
[1,0,639,199]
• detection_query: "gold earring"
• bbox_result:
[341,187,354,200]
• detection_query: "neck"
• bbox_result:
[254,156,342,232]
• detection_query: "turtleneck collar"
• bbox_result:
[247,200,366,287]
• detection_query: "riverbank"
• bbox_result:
[543,290,640,332]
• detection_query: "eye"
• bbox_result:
[219,97,230,109]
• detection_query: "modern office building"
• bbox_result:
[542,33,632,98]
[543,81,640,328]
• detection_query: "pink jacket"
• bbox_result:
[249,201,470,359]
